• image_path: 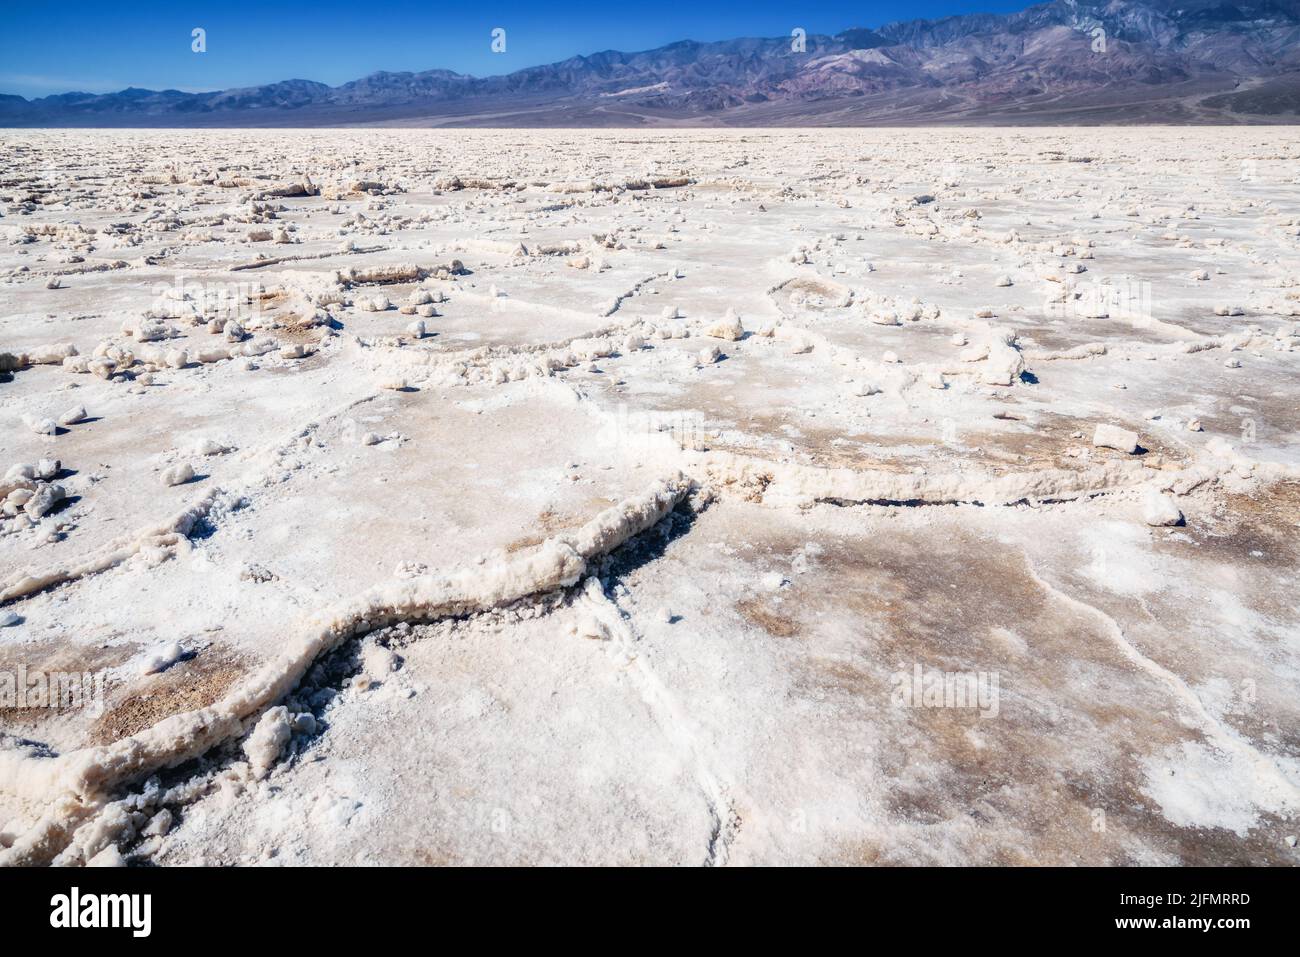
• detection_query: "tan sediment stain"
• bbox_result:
[766,524,1293,864]
[735,596,799,638]
[1194,480,1300,566]
[91,654,250,746]
[505,499,611,553]
[0,639,137,727]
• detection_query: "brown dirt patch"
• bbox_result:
[90,653,249,745]
[736,596,799,638]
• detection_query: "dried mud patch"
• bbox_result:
[0,639,137,729]
[90,652,252,745]
[1188,481,1300,568]
[0,636,135,677]
[735,596,800,638]
[770,520,1276,863]
[964,408,1184,471]
[503,499,610,553]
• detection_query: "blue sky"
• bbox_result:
[0,1,1030,98]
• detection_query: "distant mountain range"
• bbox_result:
[4,0,1299,126]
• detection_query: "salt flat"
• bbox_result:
[0,128,1298,866]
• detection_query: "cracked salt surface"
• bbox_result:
[1,128,1298,865]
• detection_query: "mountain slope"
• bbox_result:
[3,0,1298,126]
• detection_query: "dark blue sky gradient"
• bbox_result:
[0,1,1032,98]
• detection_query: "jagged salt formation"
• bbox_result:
[0,474,691,865]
